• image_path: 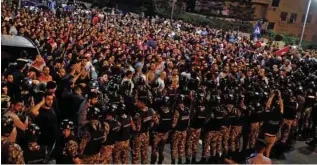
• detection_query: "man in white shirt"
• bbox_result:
[157,71,166,92]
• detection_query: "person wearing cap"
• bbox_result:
[246,139,272,164]
[1,116,25,164]
[57,119,81,164]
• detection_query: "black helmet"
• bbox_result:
[151,80,160,89]
[25,123,41,142]
[87,106,101,120]
[136,76,146,86]
[118,103,127,114]
[61,119,75,130]
[2,116,14,137]
[162,96,170,106]
[89,80,99,90]
[178,94,186,104]
[106,104,118,116]
[121,81,132,91]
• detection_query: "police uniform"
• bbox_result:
[171,104,190,164]
[151,102,173,164]
[2,116,25,164]
[79,107,109,164]
[132,107,155,164]
[281,100,297,144]
[100,118,121,164]
[229,107,243,153]
[58,135,80,164]
[245,103,262,150]
[23,123,46,164]
[57,120,80,164]
[202,106,226,161]
[114,113,133,164]
[186,102,207,163]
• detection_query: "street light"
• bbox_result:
[299,0,313,46]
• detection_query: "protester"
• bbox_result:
[1,2,317,164]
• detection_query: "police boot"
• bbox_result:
[199,157,206,164]
[151,155,157,164]
[191,156,197,164]
[158,155,164,164]
[306,138,317,147]
[178,157,183,164]
[171,159,176,164]
[185,158,191,164]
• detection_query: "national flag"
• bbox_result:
[274,46,290,56]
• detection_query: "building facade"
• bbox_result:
[253,0,317,42]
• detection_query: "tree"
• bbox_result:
[228,0,255,21]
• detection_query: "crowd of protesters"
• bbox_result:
[1,1,317,164]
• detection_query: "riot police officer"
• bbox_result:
[186,92,208,164]
[280,89,298,147]
[132,96,155,164]
[171,95,191,164]
[151,96,173,164]
[79,106,109,164]
[114,103,134,164]
[1,116,25,164]
[57,119,81,164]
[100,104,121,164]
[23,123,46,164]
[202,101,227,163]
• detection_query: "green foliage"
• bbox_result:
[154,9,253,32]
[264,30,317,50]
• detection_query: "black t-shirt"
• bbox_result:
[260,111,283,135]
[35,107,59,146]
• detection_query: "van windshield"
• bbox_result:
[1,45,38,72]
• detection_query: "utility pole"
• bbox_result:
[300,0,312,46]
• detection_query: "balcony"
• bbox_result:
[252,0,270,5]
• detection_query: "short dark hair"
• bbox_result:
[126,70,133,76]
[11,98,23,105]
[88,92,98,99]
[44,92,54,98]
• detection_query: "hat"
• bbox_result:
[46,81,57,89]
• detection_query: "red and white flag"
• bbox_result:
[274,46,290,56]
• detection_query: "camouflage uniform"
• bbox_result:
[99,145,114,164]
[230,125,243,152]
[246,122,260,149]
[280,119,296,143]
[1,139,25,164]
[220,125,231,154]
[171,130,187,160]
[186,128,201,159]
[152,132,169,163]
[202,130,222,157]
[113,140,130,164]
[60,138,80,163]
[131,107,154,164]
[171,106,190,162]
[79,121,110,164]
[132,132,150,164]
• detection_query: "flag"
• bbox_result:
[274,46,290,56]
